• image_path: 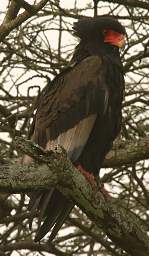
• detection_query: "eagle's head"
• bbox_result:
[73,16,126,48]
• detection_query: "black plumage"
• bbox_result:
[24,16,125,241]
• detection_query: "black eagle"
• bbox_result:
[23,16,126,241]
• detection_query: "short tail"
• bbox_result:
[28,189,74,242]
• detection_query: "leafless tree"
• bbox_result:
[0,0,148,255]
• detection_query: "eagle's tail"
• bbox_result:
[28,189,74,242]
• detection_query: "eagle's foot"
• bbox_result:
[75,164,96,186]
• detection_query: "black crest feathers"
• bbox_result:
[73,16,126,40]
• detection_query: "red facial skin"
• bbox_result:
[104,30,125,48]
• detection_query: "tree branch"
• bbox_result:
[100,0,149,10]
[3,0,20,23]
[13,0,37,14]
[103,137,149,168]
[0,241,68,256]
[0,0,49,42]
[0,137,149,256]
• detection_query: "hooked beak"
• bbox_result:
[104,30,126,48]
[113,34,125,48]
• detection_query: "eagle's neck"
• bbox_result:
[71,40,122,67]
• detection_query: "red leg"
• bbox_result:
[75,163,111,199]
[75,164,96,186]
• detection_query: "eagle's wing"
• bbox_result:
[33,55,108,150]
[26,55,109,241]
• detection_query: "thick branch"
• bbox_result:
[14,0,37,14]
[0,0,49,42]
[0,137,149,256]
[104,137,149,168]
[3,0,20,23]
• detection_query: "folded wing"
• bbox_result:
[25,55,109,241]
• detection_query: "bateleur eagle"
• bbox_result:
[23,16,126,241]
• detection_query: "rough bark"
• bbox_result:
[0,137,149,256]
[103,137,149,168]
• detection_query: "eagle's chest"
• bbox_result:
[79,66,124,174]
[79,107,121,174]
[106,65,124,134]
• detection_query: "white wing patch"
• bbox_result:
[46,114,96,162]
